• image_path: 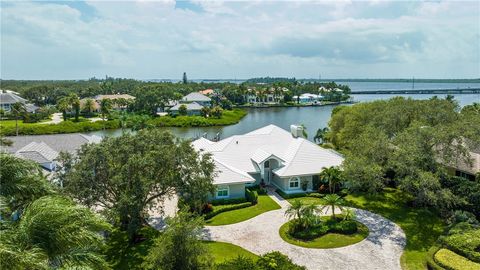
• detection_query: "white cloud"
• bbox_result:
[1,0,479,79]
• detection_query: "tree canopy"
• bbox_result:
[64,129,216,239]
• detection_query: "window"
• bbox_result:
[289,177,300,189]
[216,185,229,198]
[455,170,475,181]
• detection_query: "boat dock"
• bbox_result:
[351,88,480,95]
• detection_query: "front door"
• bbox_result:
[264,160,270,185]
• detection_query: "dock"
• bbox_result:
[351,88,480,95]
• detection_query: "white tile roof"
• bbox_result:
[170,102,204,111]
[192,124,344,183]
[15,142,58,163]
[182,92,211,102]
[214,159,255,185]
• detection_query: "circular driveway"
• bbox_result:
[204,193,406,270]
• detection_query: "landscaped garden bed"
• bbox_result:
[279,216,369,249]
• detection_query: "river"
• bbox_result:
[86,81,480,142]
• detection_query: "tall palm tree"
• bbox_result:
[320,194,344,219]
[284,199,304,221]
[57,97,70,121]
[319,166,343,194]
[100,99,112,130]
[11,102,26,136]
[69,93,80,122]
[314,127,329,144]
[82,98,96,116]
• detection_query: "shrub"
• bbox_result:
[204,202,252,220]
[210,197,247,206]
[291,224,329,240]
[331,220,358,234]
[246,189,258,205]
[434,248,480,270]
[306,193,324,199]
[275,189,305,199]
[248,185,267,195]
[215,256,257,270]
[440,228,480,263]
[202,203,213,214]
[256,251,306,270]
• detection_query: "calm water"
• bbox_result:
[86,81,480,141]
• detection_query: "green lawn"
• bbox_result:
[203,241,259,264]
[206,195,281,226]
[344,188,445,270]
[287,196,326,206]
[279,220,369,249]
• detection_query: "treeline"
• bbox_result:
[327,98,480,218]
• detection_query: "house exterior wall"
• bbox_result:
[246,173,262,186]
[209,183,246,200]
[272,174,314,194]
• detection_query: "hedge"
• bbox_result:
[147,109,247,127]
[210,197,247,206]
[204,202,252,220]
[0,120,120,136]
[434,249,480,270]
[276,189,325,200]
[426,246,444,270]
[440,228,480,263]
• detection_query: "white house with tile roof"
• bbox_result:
[182,92,211,107]
[192,124,344,199]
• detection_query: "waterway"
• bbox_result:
[86,81,480,142]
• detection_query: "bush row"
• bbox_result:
[204,202,252,220]
[210,197,247,206]
[246,185,267,195]
[440,228,480,263]
[147,109,247,128]
[275,189,327,200]
[0,120,120,136]
[434,248,480,270]
[426,246,444,270]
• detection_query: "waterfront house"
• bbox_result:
[245,87,289,104]
[169,102,204,116]
[446,146,480,181]
[80,94,135,112]
[182,92,211,107]
[192,124,344,199]
[293,93,323,104]
[0,90,38,113]
[199,89,214,96]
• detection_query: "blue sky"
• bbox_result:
[1,0,479,79]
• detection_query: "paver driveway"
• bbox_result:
[204,190,406,270]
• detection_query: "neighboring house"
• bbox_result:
[198,89,214,96]
[292,93,323,104]
[85,94,136,111]
[245,87,289,104]
[15,142,59,171]
[4,133,102,171]
[182,92,212,107]
[169,102,204,116]
[192,124,344,199]
[446,146,480,181]
[0,90,38,113]
[79,98,101,112]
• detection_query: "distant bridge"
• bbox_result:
[351,88,480,95]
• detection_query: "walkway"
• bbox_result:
[204,190,406,270]
[40,113,63,124]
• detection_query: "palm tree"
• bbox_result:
[11,102,26,136]
[314,127,329,144]
[82,98,96,116]
[0,196,111,270]
[319,166,343,194]
[57,97,70,121]
[100,99,112,130]
[300,124,308,139]
[69,93,80,122]
[284,199,304,221]
[320,194,344,219]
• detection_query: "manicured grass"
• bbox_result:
[279,219,369,249]
[206,195,281,226]
[344,188,445,270]
[287,196,326,206]
[203,241,259,264]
